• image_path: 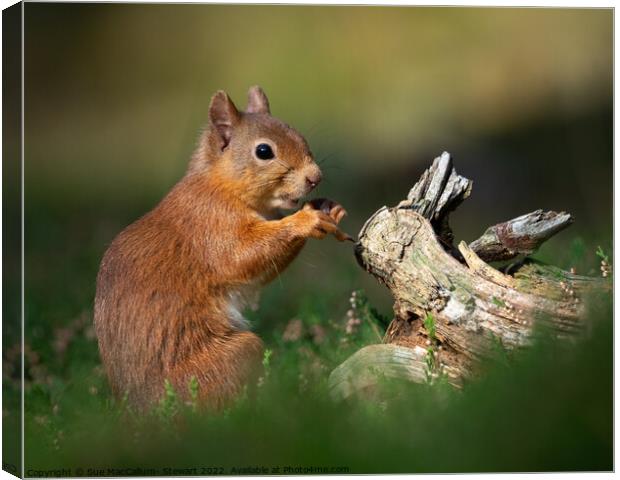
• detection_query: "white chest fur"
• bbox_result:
[226,285,261,331]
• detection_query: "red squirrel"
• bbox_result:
[94,86,349,410]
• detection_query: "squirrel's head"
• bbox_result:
[190,86,322,212]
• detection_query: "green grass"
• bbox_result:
[19,296,612,474]
[8,229,613,474]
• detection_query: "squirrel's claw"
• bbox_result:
[334,229,355,242]
[330,205,348,224]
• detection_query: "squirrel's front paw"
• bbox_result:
[306,198,348,224]
[298,201,353,242]
[296,206,339,240]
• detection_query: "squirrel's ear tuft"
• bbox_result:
[246,86,270,115]
[208,90,240,150]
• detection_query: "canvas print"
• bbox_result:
[3,3,613,476]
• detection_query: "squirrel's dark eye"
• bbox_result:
[255,143,274,160]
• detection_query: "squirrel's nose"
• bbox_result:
[305,173,322,190]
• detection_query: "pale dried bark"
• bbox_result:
[329,345,428,400]
[330,152,609,401]
[469,210,573,263]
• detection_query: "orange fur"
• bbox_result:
[94,87,346,410]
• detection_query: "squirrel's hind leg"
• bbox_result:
[168,331,264,410]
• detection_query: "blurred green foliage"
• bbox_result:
[17,290,613,473]
[4,4,613,474]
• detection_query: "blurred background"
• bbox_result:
[22,4,612,315]
[8,3,613,472]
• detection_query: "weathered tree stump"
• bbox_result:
[329,152,610,400]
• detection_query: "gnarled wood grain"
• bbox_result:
[330,152,609,400]
[469,210,573,263]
